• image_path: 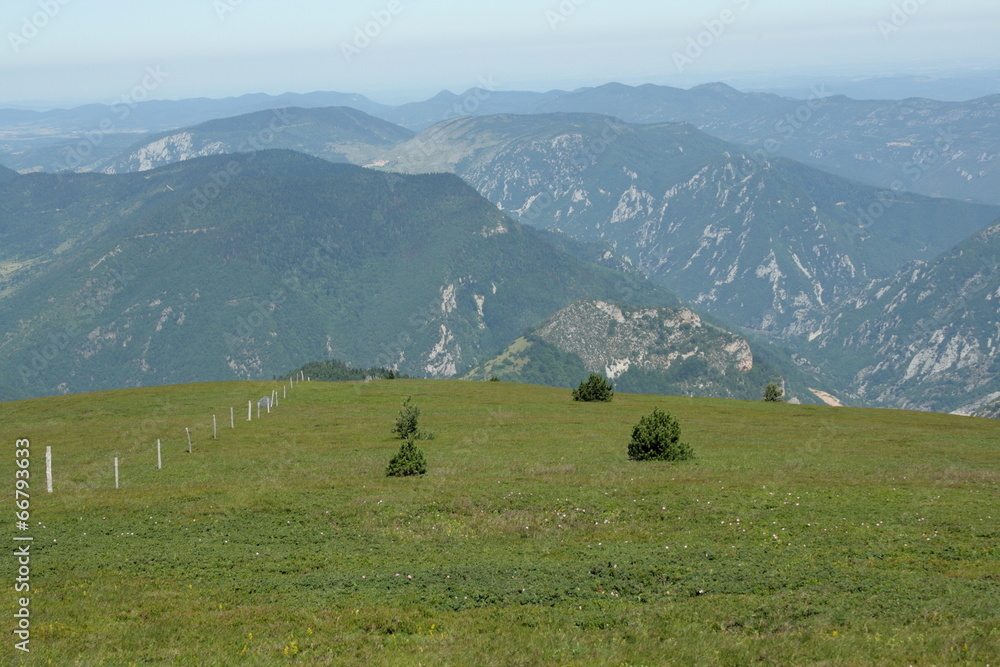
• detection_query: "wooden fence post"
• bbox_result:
[213,414,217,439]
[231,407,234,429]
[45,446,52,493]
[114,457,119,489]
[157,439,162,470]
[186,428,192,454]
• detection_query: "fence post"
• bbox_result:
[45,446,52,493]
[114,458,119,489]
[186,428,192,454]
[213,414,217,439]
[283,385,287,399]
[157,439,162,470]
[248,400,252,421]
[231,407,234,429]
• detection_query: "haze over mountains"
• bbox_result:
[2,81,997,415]
[5,82,1000,205]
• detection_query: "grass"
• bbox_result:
[1,379,998,665]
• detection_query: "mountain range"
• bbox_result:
[100,107,413,174]
[5,82,999,206]
[2,84,998,415]
[381,113,1000,337]
[373,82,1000,206]
[0,150,687,401]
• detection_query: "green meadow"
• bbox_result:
[1,379,997,665]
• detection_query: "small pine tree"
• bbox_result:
[763,382,784,403]
[392,396,420,439]
[628,408,693,462]
[573,374,615,402]
[386,436,427,477]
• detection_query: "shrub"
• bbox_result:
[392,396,420,439]
[628,408,693,461]
[573,374,614,402]
[391,395,434,440]
[763,383,785,403]
[386,437,427,477]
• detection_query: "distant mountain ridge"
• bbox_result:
[101,107,413,174]
[6,81,1000,204]
[0,91,389,174]
[372,81,1000,205]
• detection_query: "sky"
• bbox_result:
[2,0,998,107]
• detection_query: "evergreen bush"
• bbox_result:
[763,383,785,403]
[573,374,615,402]
[386,436,427,477]
[392,396,420,439]
[627,407,693,461]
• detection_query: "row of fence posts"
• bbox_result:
[51,371,310,492]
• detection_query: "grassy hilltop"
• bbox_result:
[1,379,997,665]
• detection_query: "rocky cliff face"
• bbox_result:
[535,300,753,380]
[465,298,779,402]
[800,223,1000,413]
[383,114,999,337]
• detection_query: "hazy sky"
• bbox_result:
[2,0,998,107]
